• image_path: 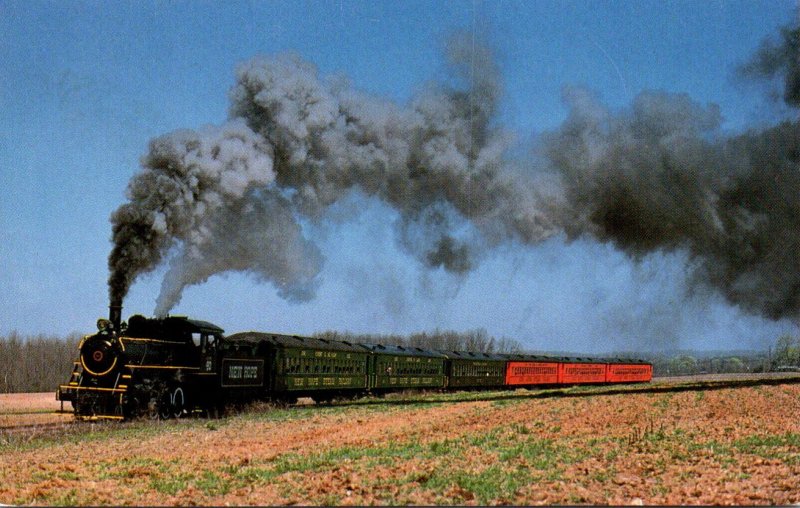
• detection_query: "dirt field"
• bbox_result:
[1,380,799,505]
[0,392,72,428]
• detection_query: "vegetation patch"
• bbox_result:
[1,382,800,505]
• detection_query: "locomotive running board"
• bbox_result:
[75,414,125,421]
[58,385,127,393]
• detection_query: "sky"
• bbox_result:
[1,0,798,353]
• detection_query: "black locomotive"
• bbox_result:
[57,307,652,421]
[58,307,224,419]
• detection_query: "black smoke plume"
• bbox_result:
[545,88,799,320]
[738,20,800,107]
[108,33,556,315]
[108,24,799,323]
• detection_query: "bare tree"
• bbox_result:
[314,328,522,354]
[0,332,81,393]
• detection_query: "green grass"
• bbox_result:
[733,433,800,463]
[674,433,800,468]
[10,385,800,505]
[425,465,523,505]
[0,395,411,454]
[194,471,233,496]
[734,432,800,451]
[149,473,192,495]
[98,456,166,480]
[687,439,732,456]
[3,392,539,504]
[44,488,79,506]
[167,424,593,504]
[652,393,673,410]
[0,417,218,454]
[0,385,639,454]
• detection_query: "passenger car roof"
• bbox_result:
[357,343,448,359]
[607,358,651,364]
[225,331,367,353]
[438,350,507,361]
[501,353,567,362]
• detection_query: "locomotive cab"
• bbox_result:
[194,330,219,373]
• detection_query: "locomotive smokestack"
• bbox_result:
[109,302,122,333]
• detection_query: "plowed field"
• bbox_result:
[0,392,72,429]
[1,380,799,505]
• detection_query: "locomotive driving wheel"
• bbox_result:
[157,391,173,420]
[170,386,185,418]
[138,381,172,420]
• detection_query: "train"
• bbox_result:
[56,307,653,421]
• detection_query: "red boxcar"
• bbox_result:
[606,360,653,383]
[504,355,560,385]
[559,359,607,384]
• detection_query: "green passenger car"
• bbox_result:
[360,344,447,391]
[440,351,506,388]
[224,332,369,401]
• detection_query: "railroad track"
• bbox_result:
[349,371,800,408]
[533,372,800,400]
[3,373,798,428]
[0,410,76,435]
[0,419,78,437]
[654,371,800,384]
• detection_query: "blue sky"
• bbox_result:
[1,0,797,352]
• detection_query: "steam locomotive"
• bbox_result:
[57,307,652,421]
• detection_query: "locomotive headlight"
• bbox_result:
[80,335,120,377]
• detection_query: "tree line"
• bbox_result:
[644,334,800,376]
[772,334,800,370]
[647,353,764,377]
[314,327,524,354]
[0,331,82,393]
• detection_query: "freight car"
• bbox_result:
[57,309,652,421]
